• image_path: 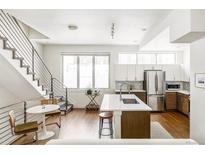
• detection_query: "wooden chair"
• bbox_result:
[41,98,61,128]
[8,110,38,143]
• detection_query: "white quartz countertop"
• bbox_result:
[115,89,146,92]
[166,90,190,95]
[100,94,152,111]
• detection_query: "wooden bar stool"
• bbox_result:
[99,112,113,138]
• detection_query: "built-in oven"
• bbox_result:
[166,83,181,90]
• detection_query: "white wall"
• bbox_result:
[140,10,189,48]
[0,19,44,109]
[0,49,43,108]
[181,45,190,82]
[43,44,188,108]
[43,45,139,108]
[190,37,205,144]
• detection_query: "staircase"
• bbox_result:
[0,9,73,114]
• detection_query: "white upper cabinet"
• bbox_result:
[114,64,128,81]
[115,64,184,82]
[127,64,136,81]
[135,65,144,81]
[163,65,181,81]
[115,64,144,81]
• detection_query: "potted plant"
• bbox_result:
[86,89,92,95]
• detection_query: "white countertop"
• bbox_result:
[100,94,152,111]
[115,89,146,92]
[166,90,190,95]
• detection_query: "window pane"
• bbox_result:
[63,56,77,88]
[95,56,109,88]
[79,56,93,88]
[119,53,136,64]
[157,53,176,64]
[137,54,156,64]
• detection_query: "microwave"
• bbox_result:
[166,83,181,90]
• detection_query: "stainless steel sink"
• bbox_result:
[122,99,139,104]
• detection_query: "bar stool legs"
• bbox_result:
[109,119,113,138]
[99,118,103,138]
[98,112,113,139]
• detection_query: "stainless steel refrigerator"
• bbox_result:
[144,70,165,111]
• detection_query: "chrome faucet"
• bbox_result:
[119,82,131,101]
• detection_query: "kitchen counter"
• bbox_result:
[115,89,146,92]
[166,90,190,95]
[100,94,151,111]
[101,94,151,139]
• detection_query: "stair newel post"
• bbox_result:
[23,101,27,123]
[65,88,68,115]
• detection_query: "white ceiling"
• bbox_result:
[6,9,171,45]
[140,27,189,51]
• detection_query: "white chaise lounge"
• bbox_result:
[46,139,198,145]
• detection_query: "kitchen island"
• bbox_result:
[100,94,152,139]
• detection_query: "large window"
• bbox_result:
[157,53,176,64]
[118,53,176,65]
[63,56,77,88]
[79,56,93,88]
[95,56,109,88]
[63,54,110,89]
[137,53,156,64]
[118,53,136,64]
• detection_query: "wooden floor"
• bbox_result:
[151,111,189,138]
[12,109,189,145]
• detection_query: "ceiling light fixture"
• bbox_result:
[141,28,147,31]
[68,24,78,30]
[111,23,115,39]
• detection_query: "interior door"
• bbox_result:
[147,71,157,95]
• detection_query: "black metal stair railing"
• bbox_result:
[0,9,73,112]
[0,10,75,145]
[52,78,73,114]
[0,9,71,98]
[0,10,53,95]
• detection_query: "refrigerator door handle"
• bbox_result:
[156,73,158,93]
[155,73,158,94]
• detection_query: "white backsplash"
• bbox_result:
[115,81,143,90]
[115,81,190,91]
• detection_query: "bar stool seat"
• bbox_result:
[99,112,113,138]
[99,112,113,119]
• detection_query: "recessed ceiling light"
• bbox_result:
[68,25,78,30]
[141,28,147,31]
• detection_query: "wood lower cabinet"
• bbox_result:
[121,111,150,138]
[133,92,147,103]
[177,93,190,116]
[165,92,190,116]
[165,92,177,110]
[115,91,146,103]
